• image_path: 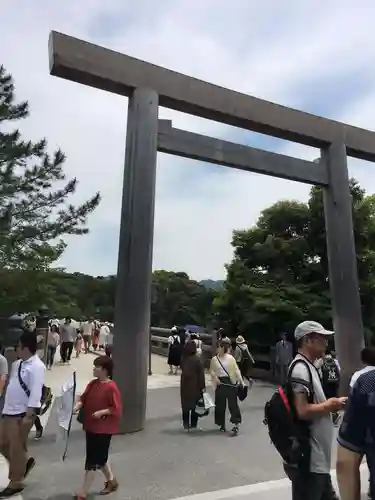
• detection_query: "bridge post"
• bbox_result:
[113,88,159,433]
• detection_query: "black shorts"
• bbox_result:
[85,432,112,470]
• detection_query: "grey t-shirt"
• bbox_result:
[290,354,333,474]
[60,324,76,343]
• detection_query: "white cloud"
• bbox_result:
[2,0,375,280]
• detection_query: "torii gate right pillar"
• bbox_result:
[322,141,364,392]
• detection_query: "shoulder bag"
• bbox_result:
[216,355,248,402]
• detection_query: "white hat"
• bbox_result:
[171,326,178,333]
[294,321,334,341]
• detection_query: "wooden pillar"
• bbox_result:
[113,88,159,433]
[322,140,364,392]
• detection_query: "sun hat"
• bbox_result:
[294,321,334,341]
[236,335,246,344]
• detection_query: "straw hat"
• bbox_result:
[236,335,246,344]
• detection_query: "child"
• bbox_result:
[75,332,83,358]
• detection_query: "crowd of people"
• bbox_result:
[47,317,114,367]
[168,326,254,436]
[172,321,375,499]
[1,317,374,499]
[262,320,375,500]
[0,317,121,499]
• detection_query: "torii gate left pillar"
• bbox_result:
[112,88,159,433]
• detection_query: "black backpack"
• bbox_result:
[263,359,314,468]
[321,357,340,385]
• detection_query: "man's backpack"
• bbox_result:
[263,358,314,468]
[321,356,340,384]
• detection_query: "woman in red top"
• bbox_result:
[73,355,122,499]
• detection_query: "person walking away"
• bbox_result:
[350,346,375,389]
[0,331,45,497]
[190,333,203,357]
[73,356,122,499]
[180,340,206,431]
[99,323,110,350]
[336,359,375,500]
[234,335,255,384]
[168,327,182,375]
[318,352,341,426]
[75,332,83,358]
[46,324,60,370]
[60,317,76,364]
[92,320,100,351]
[105,330,114,357]
[275,333,293,385]
[81,319,94,353]
[284,321,346,500]
[210,338,244,436]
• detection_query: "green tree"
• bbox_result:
[151,270,216,327]
[0,65,100,270]
[216,180,375,346]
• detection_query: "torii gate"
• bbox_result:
[49,31,374,433]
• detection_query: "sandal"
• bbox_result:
[74,494,86,500]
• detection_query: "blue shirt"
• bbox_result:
[338,370,375,497]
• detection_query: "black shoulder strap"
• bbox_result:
[288,358,314,401]
[216,355,231,378]
[18,362,30,397]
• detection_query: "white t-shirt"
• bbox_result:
[193,338,202,355]
[350,365,375,388]
[82,321,94,336]
[215,354,231,377]
[168,335,180,344]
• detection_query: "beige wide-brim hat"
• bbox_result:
[236,335,246,344]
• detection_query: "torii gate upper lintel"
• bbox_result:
[48,30,369,433]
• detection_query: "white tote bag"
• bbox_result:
[203,392,215,410]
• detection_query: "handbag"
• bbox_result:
[77,380,95,424]
[203,392,215,410]
[215,356,248,402]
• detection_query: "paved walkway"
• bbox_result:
[0,353,370,499]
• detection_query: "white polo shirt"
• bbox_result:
[3,355,45,415]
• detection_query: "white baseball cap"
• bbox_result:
[294,321,334,341]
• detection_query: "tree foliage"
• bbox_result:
[214,180,375,346]
[0,65,101,270]
[0,268,217,328]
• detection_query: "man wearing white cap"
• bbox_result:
[285,321,347,500]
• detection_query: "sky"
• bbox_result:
[2,1,375,281]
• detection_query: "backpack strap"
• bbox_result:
[18,362,31,397]
[287,359,314,403]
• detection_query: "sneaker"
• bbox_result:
[100,478,119,495]
[24,457,36,478]
[219,425,226,433]
[231,425,239,436]
[34,428,43,441]
[0,486,24,498]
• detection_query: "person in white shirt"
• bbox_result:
[99,323,110,350]
[0,331,45,497]
[81,319,95,354]
[168,327,182,375]
[190,333,203,357]
[350,346,375,388]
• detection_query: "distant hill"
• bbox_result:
[200,279,224,291]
